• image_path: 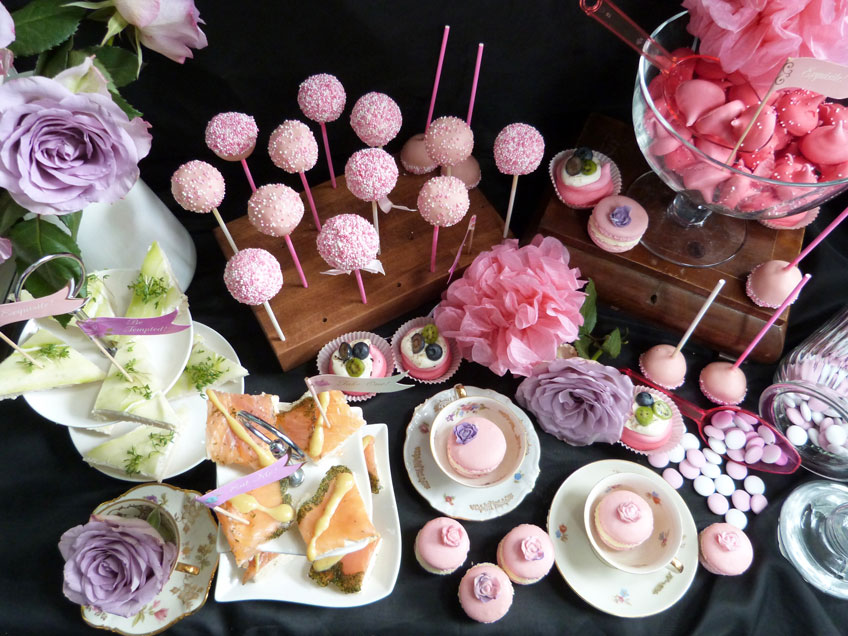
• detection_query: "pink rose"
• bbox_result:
[716,531,739,551]
[473,573,500,603]
[114,0,207,63]
[0,2,14,49]
[616,501,642,523]
[520,536,545,561]
[441,523,464,548]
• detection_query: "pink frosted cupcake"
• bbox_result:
[398,321,452,381]
[414,517,470,575]
[593,490,654,551]
[458,563,513,624]
[619,387,682,453]
[551,148,620,209]
[496,524,554,585]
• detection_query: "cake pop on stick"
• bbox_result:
[440,43,485,189]
[344,148,399,252]
[205,112,259,192]
[493,123,545,238]
[418,176,470,272]
[298,73,346,189]
[424,116,474,178]
[747,205,848,308]
[247,184,308,288]
[171,160,237,254]
[700,274,811,405]
[350,92,402,148]
[268,120,322,231]
[224,248,285,342]
[639,278,725,390]
[316,214,381,305]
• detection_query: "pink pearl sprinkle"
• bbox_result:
[268,120,319,173]
[316,213,379,271]
[247,184,304,238]
[224,248,282,305]
[493,123,545,175]
[205,112,258,161]
[424,116,474,167]
[350,92,402,147]
[417,176,470,227]
[297,73,346,123]
[171,160,225,213]
[344,148,398,202]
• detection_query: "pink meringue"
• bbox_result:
[821,161,848,182]
[819,103,848,127]
[730,105,776,152]
[675,79,726,127]
[800,122,848,165]
[682,161,729,202]
[694,100,746,147]
[716,162,754,209]
[775,90,825,137]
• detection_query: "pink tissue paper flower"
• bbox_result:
[434,235,585,377]
[114,0,208,63]
[683,0,848,89]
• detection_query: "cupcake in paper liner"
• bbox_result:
[618,386,684,458]
[759,207,819,230]
[316,331,394,401]
[391,317,461,384]
[549,148,621,210]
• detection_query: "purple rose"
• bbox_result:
[0,2,13,49]
[520,536,545,561]
[473,573,500,603]
[0,73,151,215]
[58,514,177,617]
[453,420,478,445]
[515,358,634,446]
[114,0,208,63]
[609,205,632,227]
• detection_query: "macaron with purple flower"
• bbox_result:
[588,195,649,253]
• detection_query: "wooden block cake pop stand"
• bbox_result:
[536,114,805,364]
[215,170,506,371]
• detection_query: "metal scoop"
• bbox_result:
[237,410,307,487]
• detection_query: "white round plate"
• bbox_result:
[547,459,698,617]
[22,268,192,428]
[403,386,540,521]
[82,482,217,635]
[69,322,244,481]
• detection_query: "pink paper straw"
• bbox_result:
[354,269,367,304]
[425,25,450,132]
[430,225,440,273]
[241,158,257,192]
[283,235,308,288]
[466,43,484,126]
[732,273,811,368]
[785,204,848,270]
[299,171,321,231]
[319,122,337,189]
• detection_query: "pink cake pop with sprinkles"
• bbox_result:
[247,184,308,288]
[350,92,402,148]
[268,119,322,230]
[493,123,545,238]
[316,214,380,304]
[418,175,470,272]
[224,248,286,341]
[298,73,346,188]
[205,112,259,191]
[344,148,399,250]
[171,160,238,254]
[424,116,474,173]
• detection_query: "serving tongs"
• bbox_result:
[237,410,307,487]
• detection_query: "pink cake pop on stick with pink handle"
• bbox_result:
[640,278,725,390]
[441,43,485,190]
[205,112,259,191]
[493,123,545,239]
[224,248,286,342]
[171,160,237,254]
[298,73,346,189]
[317,214,381,305]
[747,204,848,308]
[344,148,399,252]
[418,176,470,272]
[425,116,474,179]
[701,274,811,405]
[247,184,308,288]
[268,120,322,231]
[350,92,402,148]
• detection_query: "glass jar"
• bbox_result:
[760,306,848,481]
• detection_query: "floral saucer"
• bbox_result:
[83,483,218,635]
[547,459,697,617]
[403,386,540,521]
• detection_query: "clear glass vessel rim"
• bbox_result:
[638,11,848,189]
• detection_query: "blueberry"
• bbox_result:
[565,155,583,176]
[425,343,443,361]
[337,341,352,361]
[352,341,370,360]
[574,147,593,161]
[635,391,654,407]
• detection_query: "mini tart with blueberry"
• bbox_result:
[399,323,452,381]
[551,147,619,209]
[619,386,683,454]
[330,338,388,396]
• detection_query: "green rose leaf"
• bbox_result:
[601,329,622,358]
[579,279,598,335]
[58,211,83,241]
[35,35,74,78]
[574,334,592,360]
[9,0,85,58]
[0,192,29,236]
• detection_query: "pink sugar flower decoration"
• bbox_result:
[434,235,585,377]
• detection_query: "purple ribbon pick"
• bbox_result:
[78,309,190,338]
[195,454,303,508]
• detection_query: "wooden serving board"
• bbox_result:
[214,169,506,371]
[536,114,804,364]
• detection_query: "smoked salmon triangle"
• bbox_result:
[275,390,365,462]
[205,389,278,471]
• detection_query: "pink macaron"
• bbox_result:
[458,563,513,623]
[587,195,648,253]
[593,490,654,551]
[414,517,470,575]
[446,416,507,478]
[698,522,753,575]
[496,524,554,585]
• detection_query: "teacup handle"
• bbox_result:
[454,384,467,399]
[667,557,684,574]
[175,562,200,576]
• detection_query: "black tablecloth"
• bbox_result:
[2,2,848,634]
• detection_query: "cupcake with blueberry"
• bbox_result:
[317,332,393,400]
[550,147,620,209]
[619,386,684,455]
[392,318,459,383]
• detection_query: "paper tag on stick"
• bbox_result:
[0,283,85,328]
[773,57,848,98]
[308,372,413,394]
[77,310,190,338]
